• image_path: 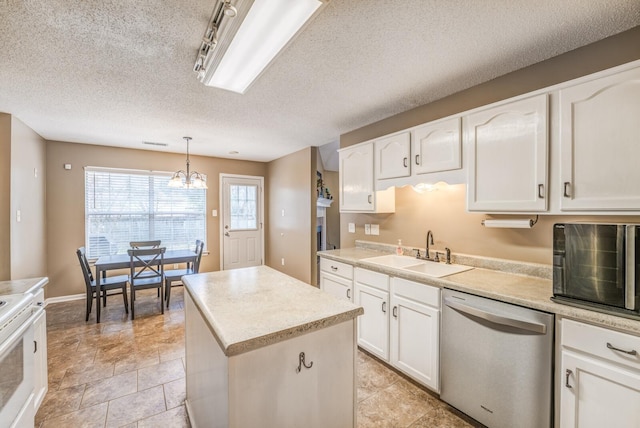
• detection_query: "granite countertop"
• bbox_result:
[319,246,640,336]
[183,265,363,357]
[0,277,49,297]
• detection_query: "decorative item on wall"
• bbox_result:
[168,137,208,189]
[316,171,333,200]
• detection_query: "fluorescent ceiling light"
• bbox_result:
[195,0,326,94]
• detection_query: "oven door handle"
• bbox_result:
[444,297,547,334]
[0,306,43,356]
[626,225,636,311]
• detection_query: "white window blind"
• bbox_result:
[85,167,206,259]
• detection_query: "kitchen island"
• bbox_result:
[183,266,363,428]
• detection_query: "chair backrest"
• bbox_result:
[76,247,94,291]
[128,247,166,281]
[130,240,161,249]
[193,239,205,273]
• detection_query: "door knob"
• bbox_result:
[225,232,230,237]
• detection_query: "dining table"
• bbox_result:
[94,249,197,323]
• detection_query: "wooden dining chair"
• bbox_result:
[164,240,204,308]
[128,247,165,319]
[76,247,129,322]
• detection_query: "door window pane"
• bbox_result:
[230,184,258,230]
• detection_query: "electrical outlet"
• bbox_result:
[281,258,285,266]
[364,224,371,235]
[16,210,21,223]
[371,224,380,235]
[281,209,285,217]
[174,264,178,269]
[348,223,355,233]
[211,209,217,217]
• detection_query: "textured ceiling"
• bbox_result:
[0,1,639,162]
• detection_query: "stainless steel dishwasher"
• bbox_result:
[441,289,554,428]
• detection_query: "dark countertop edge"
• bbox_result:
[184,278,363,357]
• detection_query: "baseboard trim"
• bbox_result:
[45,293,85,306]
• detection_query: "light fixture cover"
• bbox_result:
[168,137,208,190]
[196,0,327,94]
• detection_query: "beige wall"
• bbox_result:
[0,114,47,280]
[0,114,11,280]
[266,147,316,284]
[340,27,640,265]
[10,116,47,279]
[46,140,266,299]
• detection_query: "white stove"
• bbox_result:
[0,292,40,427]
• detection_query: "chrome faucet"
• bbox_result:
[426,230,434,260]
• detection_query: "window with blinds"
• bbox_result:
[85,167,206,259]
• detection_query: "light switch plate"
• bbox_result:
[364,224,371,235]
[211,209,218,217]
[371,224,380,235]
[348,223,355,233]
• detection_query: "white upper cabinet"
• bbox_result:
[559,66,640,211]
[339,142,395,213]
[413,117,461,175]
[374,132,411,180]
[466,94,549,212]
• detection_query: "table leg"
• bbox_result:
[96,267,102,323]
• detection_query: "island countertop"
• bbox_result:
[183,266,363,357]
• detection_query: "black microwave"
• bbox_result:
[552,223,640,319]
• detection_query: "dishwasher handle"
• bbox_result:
[444,297,547,335]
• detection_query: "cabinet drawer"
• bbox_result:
[391,277,440,309]
[355,268,389,292]
[320,258,353,280]
[562,318,640,371]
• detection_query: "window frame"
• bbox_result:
[84,166,207,259]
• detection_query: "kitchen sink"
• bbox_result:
[361,254,473,278]
[403,262,473,278]
[361,254,425,268]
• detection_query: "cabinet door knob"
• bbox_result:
[403,157,408,168]
[563,182,571,198]
[538,184,544,199]
[565,369,573,389]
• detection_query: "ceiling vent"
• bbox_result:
[142,141,168,147]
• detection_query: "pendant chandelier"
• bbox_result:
[168,137,208,189]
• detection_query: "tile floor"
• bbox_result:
[37,287,480,427]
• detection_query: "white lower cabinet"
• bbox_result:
[354,269,390,360]
[319,258,354,302]
[33,308,48,411]
[355,268,440,392]
[29,288,47,413]
[560,318,640,428]
[390,277,440,392]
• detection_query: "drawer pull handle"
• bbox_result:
[563,182,571,198]
[346,289,351,299]
[367,194,372,204]
[565,369,573,389]
[607,342,637,356]
[392,306,398,318]
[538,183,544,199]
[403,157,408,168]
[415,154,420,165]
[330,266,338,271]
[296,351,313,373]
[382,301,387,313]
[34,340,37,354]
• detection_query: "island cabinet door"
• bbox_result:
[228,320,356,428]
